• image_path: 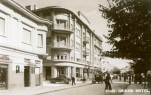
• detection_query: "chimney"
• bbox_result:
[34,5,38,10]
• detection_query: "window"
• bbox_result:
[23,28,31,44]
[0,18,5,36]
[57,36,67,46]
[56,20,67,29]
[76,42,80,51]
[38,34,43,47]
[56,54,67,60]
[76,58,81,62]
[57,55,59,59]
[16,65,20,73]
[76,28,81,37]
[60,36,66,43]
[61,56,63,60]
[76,68,80,77]
[70,24,74,31]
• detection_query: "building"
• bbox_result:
[32,6,102,80]
[0,0,52,89]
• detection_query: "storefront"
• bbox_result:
[0,64,8,89]
[0,55,11,90]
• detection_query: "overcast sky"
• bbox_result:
[14,0,112,51]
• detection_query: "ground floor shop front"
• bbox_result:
[0,49,43,89]
[43,62,100,81]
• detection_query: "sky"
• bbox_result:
[14,0,112,51]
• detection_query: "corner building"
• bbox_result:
[0,0,52,89]
[33,6,102,80]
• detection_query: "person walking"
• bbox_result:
[147,74,151,88]
[105,73,112,90]
[128,74,132,84]
[71,76,76,86]
[82,76,86,83]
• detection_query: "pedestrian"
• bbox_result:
[119,74,121,81]
[71,76,76,86]
[147,74,151,88]
[124,74,127,82]
[134,74,138,84]
[128,74,131,84]
[83,76,86,83]
[139,74,142,84]
[104,73,112,90]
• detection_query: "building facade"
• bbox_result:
[0,0,52,89]
[33,6,102,81]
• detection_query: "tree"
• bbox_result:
[99,0,151,74]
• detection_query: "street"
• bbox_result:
[38,83,129,95]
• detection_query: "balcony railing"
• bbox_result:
[53,25,74,34]
[49,43,73,50]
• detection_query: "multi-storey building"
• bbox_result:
[32,6,102,81]
[0,0,52,89]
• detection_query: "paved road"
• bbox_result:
[39,83,129,95]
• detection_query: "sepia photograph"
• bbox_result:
[0,0,151,95]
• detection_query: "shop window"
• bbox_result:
[16,65,20,73]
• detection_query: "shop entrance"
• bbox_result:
[0,65,8,89]
[45,67,51,80]
[35,67,40,86]
[24,66,30,87]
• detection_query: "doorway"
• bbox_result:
[24,66,30,87]
[35,67,40,86]
[0,65,8,89]
[45,67,51,80]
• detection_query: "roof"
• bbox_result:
[33,6,102,41]
[1,0,52,26]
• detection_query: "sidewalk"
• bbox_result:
[123,83,150,95]
[0,81,92,95]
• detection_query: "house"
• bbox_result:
[0,0,52,89]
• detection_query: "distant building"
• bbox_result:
[101,60,114,73]
[0,0,52,89]
[32,6,102,80]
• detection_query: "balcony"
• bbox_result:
[53,25,74,34]
[83,37,90,43]
[49,43,73,50]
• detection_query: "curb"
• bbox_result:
[34,83,92,95]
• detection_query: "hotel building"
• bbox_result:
[0,0,52,89]
[32,6,102,80]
